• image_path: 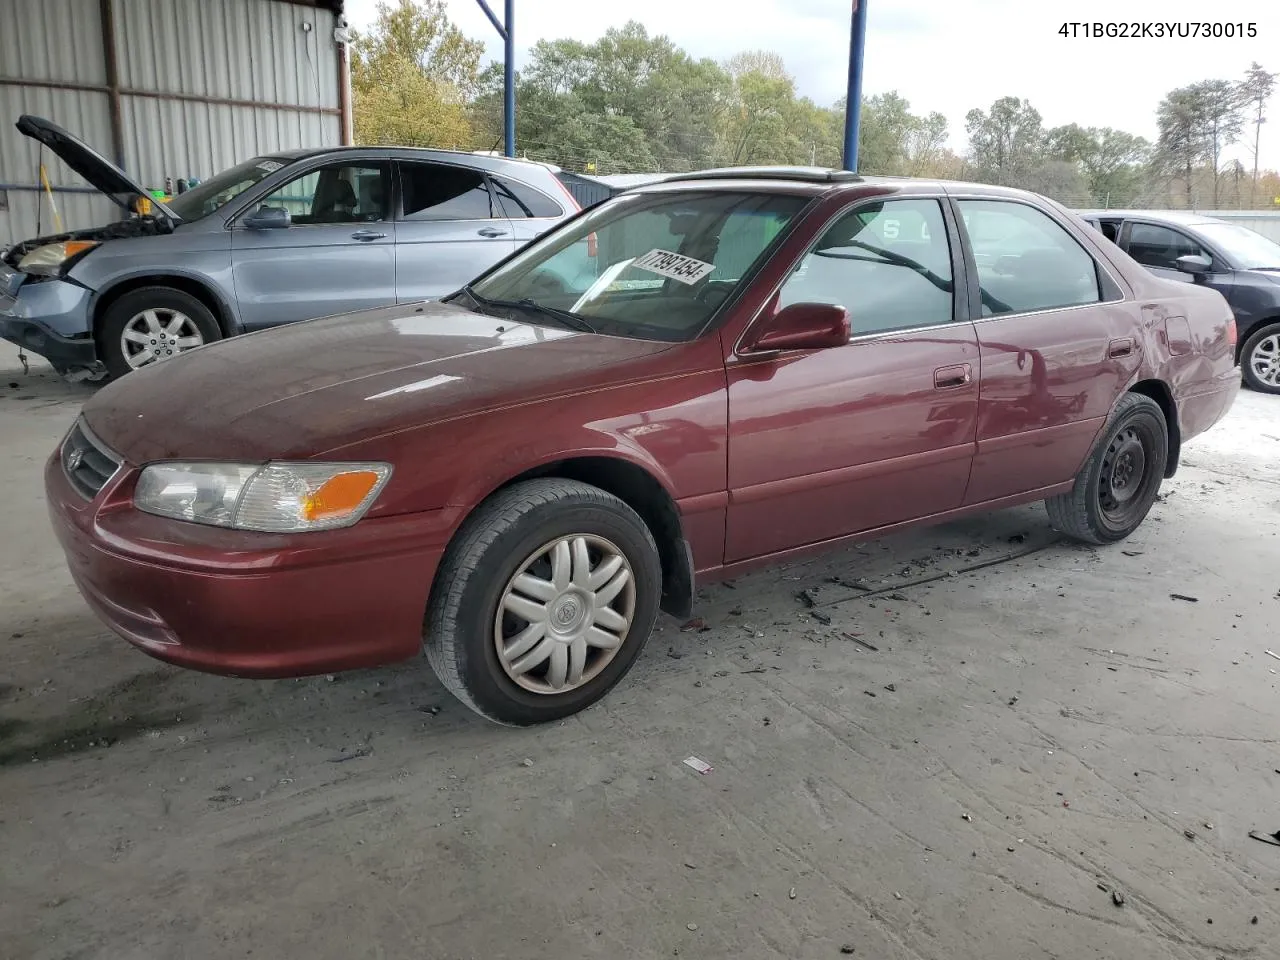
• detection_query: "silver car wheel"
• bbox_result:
[1251,334,1280,386]
[121,308,205,369]
[494,534,636,694]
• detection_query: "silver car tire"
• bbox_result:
[1242,322,1280,395]
[97,286,222,380]
[424,478,662,725]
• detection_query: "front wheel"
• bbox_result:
[425,479,662,725]
[1242,322,1280,394]
[97,286,222,379]
[1045,393,1168,545]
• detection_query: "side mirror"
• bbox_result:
[743,302,851,353]
[1175,253,1211,276]
[242,206,291,230]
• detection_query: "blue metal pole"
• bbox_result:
[843,0,868,172]
[503,0,515,157]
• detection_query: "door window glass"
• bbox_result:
[778,198,954,336]
[957,200,1102,316]
[254,163,387,224]
[1126,222,1207,270]
[399,163,493,220]
[492,176,564,219]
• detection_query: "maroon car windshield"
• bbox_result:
[465,190,810,341]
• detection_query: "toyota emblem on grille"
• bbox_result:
[65,448,84,471]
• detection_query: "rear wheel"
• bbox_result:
[1045,393,1168,545]
[97,286,221,379]
[424,479,662,725]
[1242,322,1280,394]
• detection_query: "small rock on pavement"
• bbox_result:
[840,946,856,955]
[520,758,534,767]
[884,683,896,692]
[1112,889,1126,907]
[1184,829,1196,841]
[686,922,698,931]
[788,887,797,900]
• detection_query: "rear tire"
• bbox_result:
[424,479,662,725]
[97,286,221,379]
[1241,322,1280,394]
[1045,393,1168,545]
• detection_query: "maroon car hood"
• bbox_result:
[83,301,680,463]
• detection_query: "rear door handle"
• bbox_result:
[351,229,386,241]
[477,227,508,238]
[1108,338,1134,358]
[934,363,972,389]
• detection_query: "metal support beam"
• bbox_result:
[98,0,126,169]
[842,0,868,172]
[474,0,515,158]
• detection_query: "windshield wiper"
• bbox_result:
[462,287,598,334]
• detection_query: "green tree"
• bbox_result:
[350,0,482,147]
[964,97,1044,184]
[1240,62,1277,204]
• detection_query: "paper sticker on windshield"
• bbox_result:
[256,160,284,173]
[632,249,715,286]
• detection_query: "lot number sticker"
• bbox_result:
[632,249,715,286]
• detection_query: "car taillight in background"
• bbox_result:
[1227,314,1238,349]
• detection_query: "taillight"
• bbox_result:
[1226,315,1238,348]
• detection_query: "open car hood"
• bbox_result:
[16,115,178,223]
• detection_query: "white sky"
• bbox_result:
[343,0,1280,171]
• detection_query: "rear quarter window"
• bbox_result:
[493,176,564,219]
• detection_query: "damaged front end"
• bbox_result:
[3,216,174,275]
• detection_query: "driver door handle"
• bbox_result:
[351,229,386,241]
[478,227,508,238]
[934,363,972,389]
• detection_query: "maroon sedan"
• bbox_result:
[46,168,1239,724]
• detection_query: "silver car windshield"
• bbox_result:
[1195,222,1280,270]
[464,190,810,341]
[165,157,294,222]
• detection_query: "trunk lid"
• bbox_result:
[16,115,178,224]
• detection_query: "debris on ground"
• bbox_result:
[667,648,685,659]
[1112,889,1126,906]
[1170,593,1199,603]
[961,813,973,822]
[417,704,441,715]
[520,758,534,767]
[329,746,371,763]
[682,756,713,775]
[840,946,856,955]
[884,683,896,692]
[1007,696,1019,706]
[863,690,877,698]
[811,610,832,625]
[680,618,707,632]
[1265,650,1280,663]
[789,887,797,899]
[1248,829,1280,848]
[741,667,767,675]
[887,593,910,602]
[843,633,878,652]
[686,922,698,931]
[797,589,818,608]
[1122,550,1145,557]
[1008,533,1027,544]
[1184,829,1197,841]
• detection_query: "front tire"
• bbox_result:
[424,479,662,725]
[1045,393,1168,545]
[97,286,221,379]
[1242,322,1280,394]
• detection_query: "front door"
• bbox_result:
[1120,219,1218,285]
[725,196,980,562]
[954,198,1140,504]
[393,161,519,302]
[231,160,396,328]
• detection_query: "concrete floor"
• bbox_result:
[1,342,1278,960]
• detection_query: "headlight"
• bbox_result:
[134,461,392,532]
[17,240,98,276]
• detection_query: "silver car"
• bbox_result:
[1,116,579,379]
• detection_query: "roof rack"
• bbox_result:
[660,166,863,185]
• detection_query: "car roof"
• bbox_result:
[257,145,562,175]
[627,166,1045,200]
[1076,209,1229,227]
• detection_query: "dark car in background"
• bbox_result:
[1077,209,1280,394]
[1,116,579,380]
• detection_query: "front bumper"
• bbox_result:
[45,446,454,678]
[0,277,97,367]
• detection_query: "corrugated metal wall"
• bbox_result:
[0,0,344,247]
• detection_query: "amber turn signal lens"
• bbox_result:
[302,470,383,522]
[64,241,97,257]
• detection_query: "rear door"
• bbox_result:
[491,173,570,247]
[231,159,395,328]
[953,197,1138,504]
[393,160,518,302]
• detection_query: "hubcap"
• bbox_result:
[1250,334,1280,386]
[121,308,204,369]
[494,534,635,695]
